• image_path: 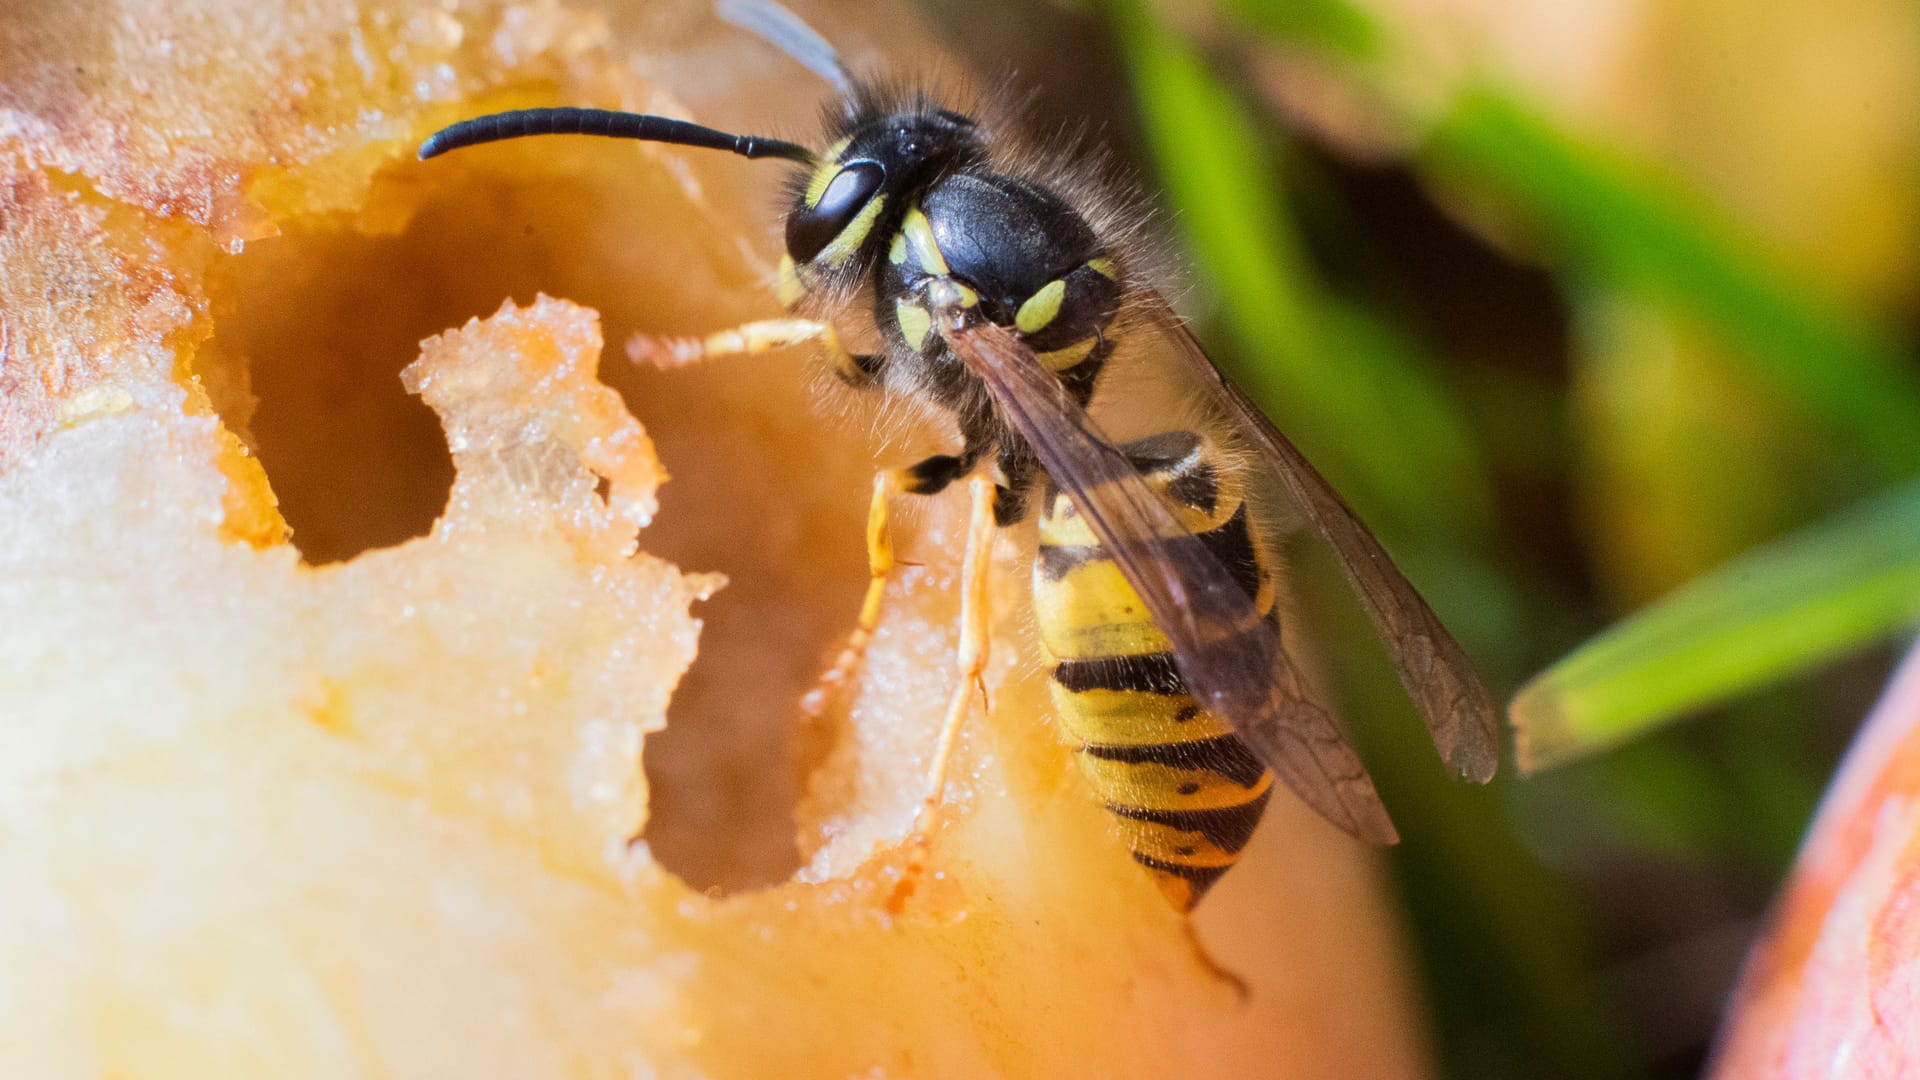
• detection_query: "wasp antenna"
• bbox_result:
[717,0,857,98]
[416,107,814,164]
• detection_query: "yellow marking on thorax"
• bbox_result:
[901,206,949,275]
[895,300,932,351]
[1015,279,1066,333]
[1037,339,1097,371]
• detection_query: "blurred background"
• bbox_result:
[887,0,1920,1075]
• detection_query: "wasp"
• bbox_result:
[419,0,1499,912]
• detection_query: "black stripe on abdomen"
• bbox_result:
[1131,852,1232,892]
[1036,505,1263,605]
[1108,789,1274,854]
[1081,735,1268,789]
[1052,651,1184,695]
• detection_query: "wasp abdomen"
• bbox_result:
[1034,431,1279,911]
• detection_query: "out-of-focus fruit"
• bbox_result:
[1711,640,1920,1078]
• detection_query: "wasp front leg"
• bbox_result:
[626,317,884,387]
[915,472,999,831]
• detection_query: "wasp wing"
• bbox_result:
[939,314,1398,844]
[1132,296,1501,783]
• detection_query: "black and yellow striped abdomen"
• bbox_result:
[1033,431,1278,911]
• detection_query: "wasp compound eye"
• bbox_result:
[787,161,885,264]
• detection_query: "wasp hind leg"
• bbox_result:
[626,317,883,386]
[917,473,998,829]
[886,474,997,911]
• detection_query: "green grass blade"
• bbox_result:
[1513,481,1920,771]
